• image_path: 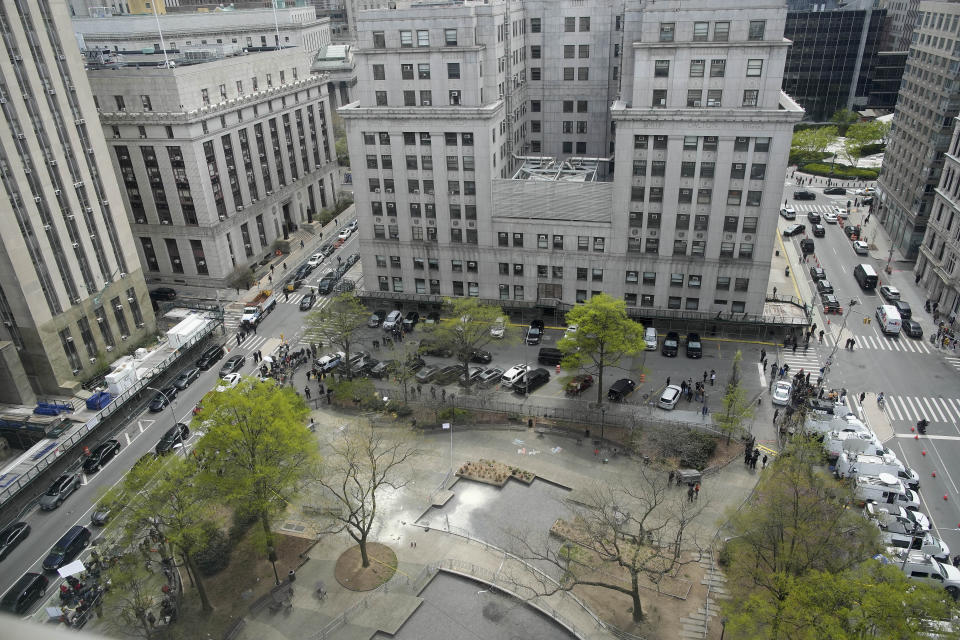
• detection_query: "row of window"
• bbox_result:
[658,19,765,43]
[59,290,146,372]
[371,28,458,49]
[375,89,463,107]
[625,237,756,259]
[633,135,770,153]
[362,131,473,147]
[650,88,760,108]
[530,99,589,113]
[633,160,766,180]
[529,140,588,154]
[629,211,758,233]
[655,58,764,78]
[368,178,477,195]
[527,16,591,33]
[630,186,765,206]
[366,154,476,171]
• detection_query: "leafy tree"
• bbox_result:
[310,424,419,567]
[194,378,317,554]
[791,126,838,164]
[380,337,425,404]
[306,292,371,379]
[427,298,505,388]
[721,436,881,638]
[830,108,859,136]
[841,120,891,167]
[100,553,163,640]
[714,350,754,443]
[507,465,705,623]
[557,294,645,406]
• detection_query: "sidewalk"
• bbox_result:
[236,410,760,640]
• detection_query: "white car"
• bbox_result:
[779,207,797,220]
[822,210,838,224]
[644,326,658,351]
[658,384,682,410]
[565,324,578,337]
[855,188,875,196]
[772,381,792,406]
[216,372,243,392]
[853,240,869,255]
[500,364,531,388]
[307,253,323,268]
[338,229,352,241]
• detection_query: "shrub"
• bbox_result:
[438,407,471,423]
[800,162,878,180]
[789,150,829,166]
[194,524,232,577]
[860,142,885,156]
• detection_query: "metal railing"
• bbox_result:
[0,314,221,508]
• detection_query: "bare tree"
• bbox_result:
[505,465,705,623]
[310,425,420,567]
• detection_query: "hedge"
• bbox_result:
[800,162,878,180]
[789,150,830,166]
[860,142,885,156]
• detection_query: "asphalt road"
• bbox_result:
[779,178,960,557]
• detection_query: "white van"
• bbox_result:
[836,451,920,490]
[644,327,658,350]
[855,473,919,510]
[875,304,902,335]
[500,364,530,389]
[824,430,885,460]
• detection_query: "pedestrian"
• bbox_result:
[819,329,824,343]
[668,469,675,484]
[953,555,960,568]
[762,454,768,469]
[773,408,779,422]
[236,333,241,346]
[594,447,599,457]
[703,371,708,383]
[760,348,766,362]
[666,376,671,387]
[687,485,695,502]
[304,386,311,400]
[285,290,289,302]
[441,388,446,401]
[430,386,436,399]
[792,342,797,353]
[701,405,708,417]
[710,370,716,386]
[694,482,700,500]
[681,380,688,393]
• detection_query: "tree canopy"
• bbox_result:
[791,126,838,164]
[557,294,645,405]
[841,120,890,167]
[427,298,506,388]
[306,292,371,378]
[194,378,317,552]
[715,350,753,443]
[830,109,859,135]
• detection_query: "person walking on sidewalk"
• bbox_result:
[710,370,716,386]
[687,485,695,502]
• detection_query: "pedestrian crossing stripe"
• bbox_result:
[945,356,960,370]
[884,395,960,424]
[849,334,932,354]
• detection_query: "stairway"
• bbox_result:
[678,551,728,639]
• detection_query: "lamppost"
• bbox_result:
[146,386,185,456]
[267,547,280,585]
[821,299,858,386]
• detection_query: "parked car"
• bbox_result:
[903,319,923,339]
[478,368,505,386]
[299,293,316,311]
[821,293,841,311]
[685,332,702,358]
[799,238,815,255]
[844,225,859,238]
[42,525,91,572]
[433,364,466,385]
[215,372,243,392]
[149,287,177,301]
[807,211,821,223]
[338,228,352,241]
[658,385,683,410]
[812,224,826,237]
[852,240,869,255]
[501,364,531,388]
[526,319,544,345]
[793,190,816,200]
[565,374,593,396]
[90,504,112,526]
[358,359,381,377]
[320,244,335,257]
[403,355,426,372]
[148,386,178,412]
[419,338,452,358]
[368,310,387,327]
[662,331,680,357]
[415,365,441,384]
[816,279,834,294]
[855,187,876,196]
[156,423,190,455]
[513,368,550,394]
[403,311,420,332]
[423,311,440,326]
[879,285,901,302]
[822,210,839,224]
[195,344,225,370]
[307,253,324,268]
[469,349,492,364]
[173,367,201,391]
[782,224,806,237]
[824,186,847,195]
[0,522,30,561]
[809,266,826,281]
[644,326,658,350]
[458,368,485,387]
[382,310,403,330]
[315,352,344,373]
[83,440,119,474]
[779,207,797,220]
[893,300,912,320]
[772,381,792,406]
[0,572,48,614]
[219,353,246,377]
[608,378,637,402]
[346,252,360,267]
[38,473,82,511]
[317,276,336,295]
[368,360,393,379]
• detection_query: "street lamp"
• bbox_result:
[267,547,280,585]
[146,386,184,456]
[821,299,858,387]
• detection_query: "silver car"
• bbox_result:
[38,472,82,511]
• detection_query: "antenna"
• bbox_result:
[152,0,170,68]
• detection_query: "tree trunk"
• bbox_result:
[359,535,370,568]
[185,554,214,612]
[260,510,273,550]
[630,572,644,622]
[138,611,154,640]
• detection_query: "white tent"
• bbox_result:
[58,559,86,578]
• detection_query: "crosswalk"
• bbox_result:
[848,333,934,354]
[884,395,960,428]
[223,292,328,334]
[947,356,960,372]
[778,346,822,377]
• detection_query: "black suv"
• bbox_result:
[156,423,190,455]
[685,333,702,358]
[526,319,544,345]
[608,378,637,402]
[196,344,225,370]
[807,211,821,223]
[662,332,680,357]
[793,190,816,200]
[823,186,847,195]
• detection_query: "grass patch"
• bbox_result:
[800,162,878,180]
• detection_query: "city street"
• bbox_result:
[778,173,960,556]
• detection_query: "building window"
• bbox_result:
[695,215,709,231]
[592,269,603,282]
[703,137,718,151]
[727,190,742,205]
[530,18,541,33]
[634,135,648,149]
[576,290,587,303]
[755,137,771,152]
[739,243,754,259]
[580,17,590,31]
[513,232,523,247]
[710,59,726,78]
[706,90,722,107]
[720,242,735,258]
[593,237,605,252]
[640,272,655,286]
[514,285,524,300]
[393,277,404,292]
[578,67,589,81]
[448,63,461,79]
[746,59,763,77]
[373,31,386,48]
[372,64,385,80]
[652,90,667,107]
[565,17,576,32]
[445,28,458,46]
[713,21,729,41]
[659,22,675,42]
[400,30,413,47]
[577,236,589,251]
[685,298,700,311]
[750,164,766,180]
[693,22,709,41]
[537,234,548,249]
[735,278,749,292]
[498,232,508,247]
[731,163,746,179]
[734,136,750,152]
[375,91,388,106]
[553,235,563,249]
[697,189,712,204]
[646,238,659,254]
[418,63,431,80]
[687,87,702,107]
[668,297,682,309]
[742,90,758,107]
[655,60,670,77]
[748,20,765,41]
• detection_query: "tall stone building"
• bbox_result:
[0,0,156,401]
[340,0,802,320]
[877,1,960,260]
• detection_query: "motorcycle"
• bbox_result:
[917,419,928,435]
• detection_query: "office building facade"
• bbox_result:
[0,0,156,401]
[877,1,960,260]
[86,47,340,289]
[341,0,802,320]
